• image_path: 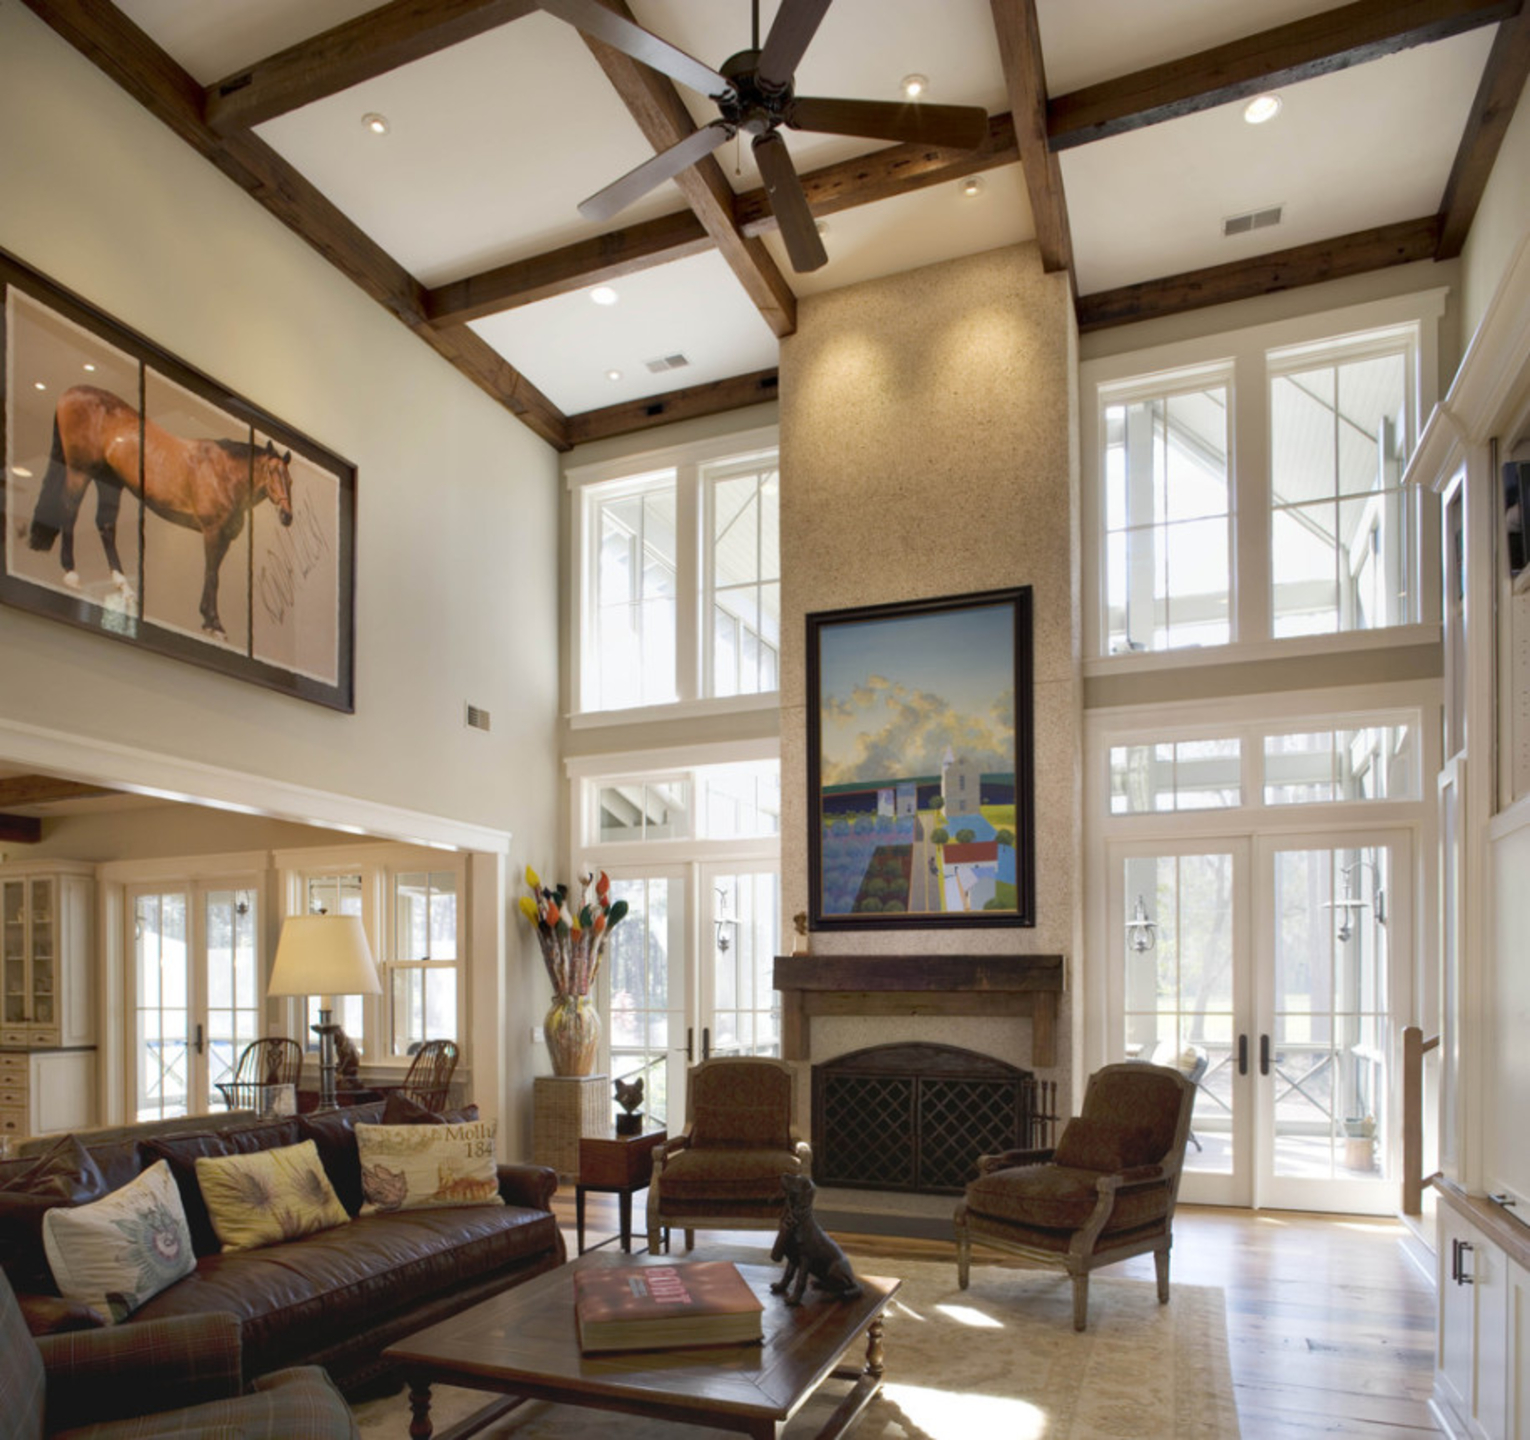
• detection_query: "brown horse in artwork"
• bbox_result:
[27,384,294,638]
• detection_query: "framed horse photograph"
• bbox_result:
[0,248,355,711]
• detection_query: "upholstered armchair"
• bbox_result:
[646,1055,811,1253]
[954,1062,1196,1330]
[0,1266,357,1438]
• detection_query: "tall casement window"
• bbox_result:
[1083,293,1442,661]
[571,428,780,717]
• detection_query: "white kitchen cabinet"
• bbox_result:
[0,863,95,1049]
[0,1046,97,1142]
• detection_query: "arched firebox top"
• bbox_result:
[817,1042,1031,1082]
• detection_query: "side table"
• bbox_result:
[576,1129,666,1255]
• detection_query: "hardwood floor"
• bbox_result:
[556,1194,1442,1439]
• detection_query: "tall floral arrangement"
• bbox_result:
[518,867,629,996]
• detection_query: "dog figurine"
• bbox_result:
[770,1173,862,1305]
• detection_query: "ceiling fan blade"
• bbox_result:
[535,0,729,97]
[753,131,826,274]
[787,96,988,150]
[757,0,834,89]
[577,121,733,223]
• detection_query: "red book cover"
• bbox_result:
[573,1261,764,1353]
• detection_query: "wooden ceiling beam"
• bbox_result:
[1048,0,1519,151]
[205,0,538,133]
[580,2,798,339]
[565,369,780,447]
[1436,4,1530,257]
[990,0,1073,275]
[19,0,569,450]
[0,777,114,806]
[0,816,42,845]
[1075,215,1442,332]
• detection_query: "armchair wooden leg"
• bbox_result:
[1071,1272,1089,1331]
[1154,1247,1170,1304]
[684,1228,695,1250]
[955,1222,971,1290]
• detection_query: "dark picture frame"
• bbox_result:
[806,587,1035,930]
[0,247,356,712]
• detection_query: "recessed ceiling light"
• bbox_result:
[901,73,928,99]
[11,466,33,479]
[82,362,96,372]
[960,176,984,198]
[1243,94,1282,125]
[33,381,45,391]
[361,112,390,135]
[589,286,619,306]
[606,369,622,382]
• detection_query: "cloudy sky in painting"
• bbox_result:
[818,602,1015,786]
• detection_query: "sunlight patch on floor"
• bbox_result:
[933,1302,1004,1328]
[881,1382,1048,1439]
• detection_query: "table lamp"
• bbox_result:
[267,914,380,1111]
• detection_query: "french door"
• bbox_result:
[1109,828,1410,1212]
[602,862,780,1131]
[130,880,262,1119]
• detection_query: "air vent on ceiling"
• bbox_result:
[1223,205,1283,238]
[465,704,491,732]
[644,353,690,374]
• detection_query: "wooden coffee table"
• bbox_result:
[383,1251,900,1440]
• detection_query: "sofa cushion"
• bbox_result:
[658,1145,803,1202]
[197,1140,351,1251]
[130,1203,559,1378]
[1052,1117,1160,1173]
[355,1120,501,1213]
[0,1137,110,1295]
[964,1162,1171,1234]
[42,1161,196,1322]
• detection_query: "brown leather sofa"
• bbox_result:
[0,1101,565,1396]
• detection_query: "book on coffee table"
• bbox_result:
[573,1261,764,1353]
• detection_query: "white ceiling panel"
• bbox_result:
[766,163,1036,297]
[254,13,695,287]
[469,249,780,415]
[1063,27,1496,295]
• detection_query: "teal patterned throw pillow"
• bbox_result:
[41,1159,196,1322]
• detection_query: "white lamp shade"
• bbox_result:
[267,914,381,998]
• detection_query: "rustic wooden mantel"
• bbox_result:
[773,954,1065,1069]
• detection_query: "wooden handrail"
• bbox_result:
[1402,1025,1441,1216]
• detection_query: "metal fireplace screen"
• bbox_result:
[812,1042,1058,1194]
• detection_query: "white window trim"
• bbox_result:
[1082,290,1448,668]
[566,424,779,719]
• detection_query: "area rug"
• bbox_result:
[353,1254,1239,1440]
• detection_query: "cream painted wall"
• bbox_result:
[778,243,1081,1098]
[0,2,562,1156]
[1462,73,1530,347]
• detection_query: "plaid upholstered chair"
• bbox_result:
[0,1266,357,1438]
[646,1056,811,1253]
[954,1062,1196,1330]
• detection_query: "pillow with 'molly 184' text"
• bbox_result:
[355,1119,501,1213]
[41,1160,195,1322]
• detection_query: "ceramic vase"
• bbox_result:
[545,992,601,1077]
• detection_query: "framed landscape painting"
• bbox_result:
[806,587,1035,930]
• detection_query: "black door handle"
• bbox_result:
[1237,1034,1248,1075]
[686,1027,694,1064]
[1260,1034,1270,1077]
[194,1023,204,1057]
[702,1027,711,1061]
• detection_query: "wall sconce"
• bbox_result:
[1126,894,1157,953]
[1324,859,1386,943]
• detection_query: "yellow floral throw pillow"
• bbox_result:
[355,1120,502,1213]
[195,1140,350,1252]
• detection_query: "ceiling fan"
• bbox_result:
[535,0,990,273]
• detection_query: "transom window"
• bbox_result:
[1111,739,1241,812]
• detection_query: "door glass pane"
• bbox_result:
[1271,846,1389,1178]
[1122,853,1235,1175]
[606,876,675,1128]
[205,888,260,1110]
[135,891,189,1120]
[709,872,780,1059]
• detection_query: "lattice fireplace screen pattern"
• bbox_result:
[812,1043,1059,1195]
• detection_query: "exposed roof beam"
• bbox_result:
[1075,216,1442,332]
[990,0,1072,276]
[1048,0,1519,151]
[580,1,798,339]
[0,777,114,806]
[566,369,780,447]
[430,117,1021,324]
[205,0,537,133]
[1436,3,1530,257]
[0,816,42,844]
[19,0,570,450]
